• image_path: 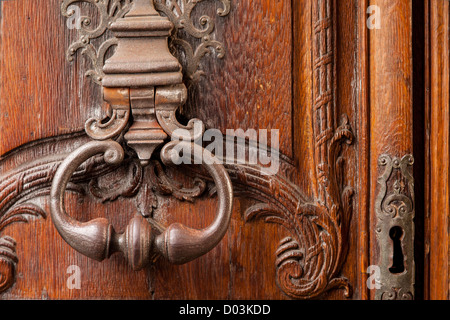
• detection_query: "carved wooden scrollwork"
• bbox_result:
[229,116,354,299]
[235,0,354,299]
[0,144,113,293]
[0,0,355,300]
[0,135,210,293]
[0,236,17,294]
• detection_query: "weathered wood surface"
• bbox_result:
[0,0,295,299]
[5,0,445,301]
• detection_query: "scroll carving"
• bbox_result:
[0,0,355,300]
[0,236,17,294]
[238,0,354,299]
[182,113,354,300]
[0,137,208,293]
[235,116,354,299]
[0,149,115,293]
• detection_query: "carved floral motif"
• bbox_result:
[229,116,354,299]
[236,0,355,299]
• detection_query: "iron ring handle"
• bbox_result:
[50,140,233,269]
[156,141,233,264]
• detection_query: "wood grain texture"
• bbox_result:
[292,0,316,198]
[411,0,426,300]
[296,0,358,300]
[0,0,103,156]
[0,0,295,300]
[0,135,152,299]
[368,0,414,299]
[0,0,373,300]
[183,0,293,159]
[426,0,450,300]
[356,0,371,301]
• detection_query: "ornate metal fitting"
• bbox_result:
[375,154,415,300]
[98,0,187,164]
[61,0,230,84]
[0,0,358,300]
[49,0,234,271]
[64,0,226,165]
[80,0,207,164]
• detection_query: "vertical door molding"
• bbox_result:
[223,0,356,299]
[426,0,450,300]
[356,0,371,301]
[0,0,358,299]
[368,0,415,299]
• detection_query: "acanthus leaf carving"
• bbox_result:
[1,0,356,300]
[0,236,17,294]
[238,118,354,299]
[0,135,210,294]
[88,159,144,202]
[150,161,207,202]
[0,144,121,294]
[233,0,354,299]
[0,203,47,233]
[177,112,354,300]
[0,204,45,294]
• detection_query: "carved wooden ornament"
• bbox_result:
[0,0,354,300]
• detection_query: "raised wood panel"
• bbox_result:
[0,0,294,158]
[0,0,301,300]
[2,0,436,301]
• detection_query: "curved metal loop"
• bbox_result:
[156,140,233,264]
[85,87,131,141]
[50,140,233,269]
[49,140,141,263]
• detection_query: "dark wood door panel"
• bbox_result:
[0,0,294,158]
[0,0,387,301]
[184,0,294,158]
[0,0,297,300]
[0,134,289,299]
[0,0,102,156]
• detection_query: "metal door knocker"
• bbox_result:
[51,0,233,270]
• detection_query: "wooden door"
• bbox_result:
[0,0,448,301]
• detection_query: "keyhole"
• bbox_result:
[389,226,405,274]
